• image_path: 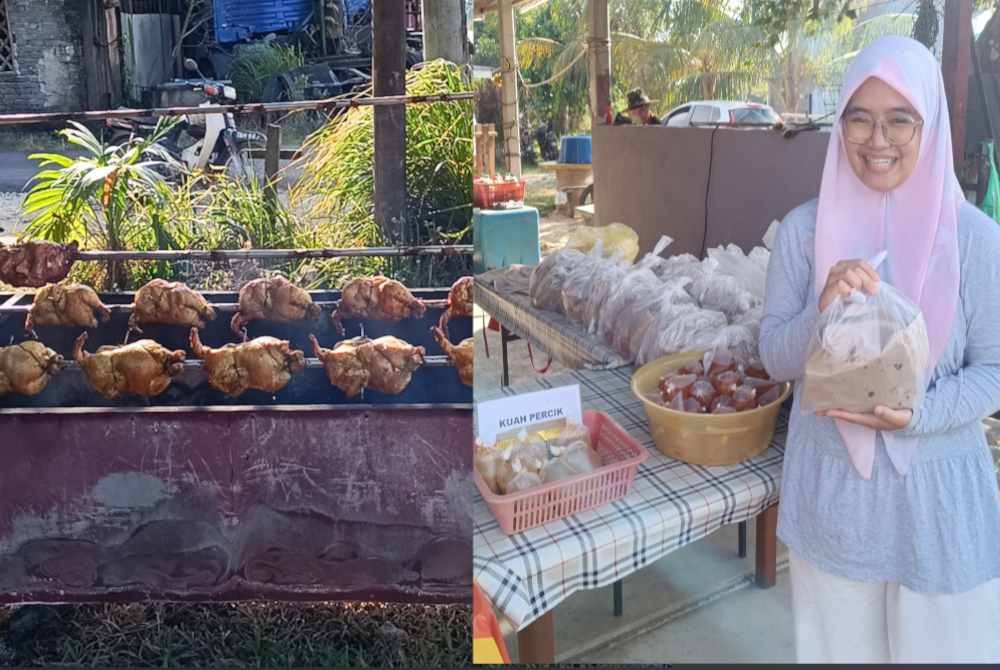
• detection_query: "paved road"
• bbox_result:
[0,151,40,192]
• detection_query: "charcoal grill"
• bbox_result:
[0,253,473,604]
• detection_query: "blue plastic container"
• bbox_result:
[559,135,593,164]
[473,207,541,274]
[214,0,315,43]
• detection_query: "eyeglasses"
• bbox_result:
[841,111,923,147]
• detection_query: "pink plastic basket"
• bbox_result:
[474,410,648,535]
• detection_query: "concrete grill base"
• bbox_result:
[0,407,472,603]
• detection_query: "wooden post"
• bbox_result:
[264,124,281,204]
[586,0,611,126]
[755,502,779,589]
[942,0,973,169]
[497,0,521,177]
[516,610,554,664]
[372,0,408,243]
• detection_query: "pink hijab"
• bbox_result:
[814,36,962,479]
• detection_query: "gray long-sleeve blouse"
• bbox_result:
[759,198,1000,594]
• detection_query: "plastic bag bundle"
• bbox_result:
[705,243,771,301]
[540,441,603,484]
[584,260,629,334]
[687,273,759,319]
[597,236,673,357]
[563,223,641,263]
[654,253,708,283]
[529,248,588,313]
[562,242,628,326]
[638,305,728,365]
[802,281,929,413]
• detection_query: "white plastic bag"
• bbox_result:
[801,281,929,414]
[687,273,759,319]
[529,248,588,312]
[639,305,727,364]
[584,259,629,334]
[562,242,629,326]
[704,243,770,302]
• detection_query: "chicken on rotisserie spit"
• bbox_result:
[190,328,306,397]
[25,281,112,332]
[438,276,473,336]
[73,332,186,400]
[309,335,369,398]
[0,240,78,288]
[310,334,425,396]
[129,279,217,332]
[330,276,427,336]
[432,325,473,387]
[0,341,64,396]
[230,275,322,336]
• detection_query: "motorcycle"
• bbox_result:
[106,58,265,182]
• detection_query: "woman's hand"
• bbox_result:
[818,405,913,431]
[819,259,880,312]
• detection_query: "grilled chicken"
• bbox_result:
[433,325,473,387]
[331,276,427,336]
[310,334,425,396]
[0,240,77,288]
[357,336,426,395]
[438,276,473,335]
[230,275,322,335]
[129,279,217,331]
[309,335,369,398]
[0,341,64,396]
[73,332,185,400]
[190,328,305,397]
[25,281,111,331]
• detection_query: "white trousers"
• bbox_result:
[789,551,1000,663]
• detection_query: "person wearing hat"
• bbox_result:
[624,88,660,125]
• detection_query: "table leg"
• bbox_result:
[500,325,512,387]
[516,610,555,664]
[754,502,779,588]
[613,579,623,617]
[738,520,748,558]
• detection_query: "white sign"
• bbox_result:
[475,385,583,444]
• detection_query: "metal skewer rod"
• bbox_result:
[0,299,450,314]
[72,245,472,261]
[58,356,454,369]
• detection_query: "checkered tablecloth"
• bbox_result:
[474,267,629,370]
[473,366,786,632]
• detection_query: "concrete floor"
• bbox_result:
[474,300,797,664]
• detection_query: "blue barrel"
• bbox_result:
[559,135,593,164]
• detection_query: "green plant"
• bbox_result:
[229,42,305,102]
[22,119,181,289]
[290,59,473,288]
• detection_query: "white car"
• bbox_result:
[662,101,783,128]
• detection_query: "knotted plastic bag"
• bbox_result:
[802,280,929,414]
[529,248,588,313]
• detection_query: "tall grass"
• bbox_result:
[290,59,473,288]
[228,42,305,103]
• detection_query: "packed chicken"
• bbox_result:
[310,333,425,396]
[190,328,306,397]
[438,276,473,336]
[73,332,186,400]
[129,279,217,331]
[331,276,427,336]
[475,422,602,495]
[0,341,64,396]
[231,275,322,335]
[0,240,77,288]
[25,281,111,331]
[655,350,783,414]
[432,325,473,387]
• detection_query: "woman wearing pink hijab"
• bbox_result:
[760,36,1000,663]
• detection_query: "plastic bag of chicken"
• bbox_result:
[528,248,588,313]
[801,281,929,414]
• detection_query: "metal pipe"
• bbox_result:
[55,355,454,369]
[0,299,450,314]
[0,92,476,127]
[0,402,473,415]
[72,245,473,261]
